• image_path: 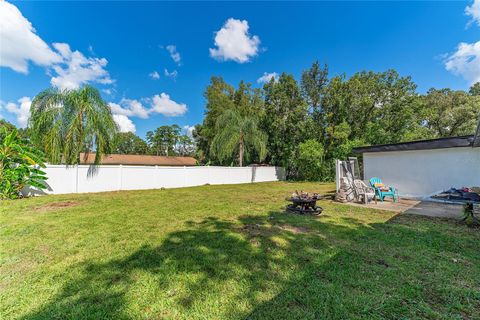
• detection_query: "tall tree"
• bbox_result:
[196,77,235,161]
[176,134,195,156]
[196,77,263,164]
[29,86,118,164]
[262,73,310,171]
[421,88,480,137]
[146,125,182,156]
[301,61,329,142]
[341,70,418,144]
[114,132,148,155]
[301,69,419,179]
[211,109,267,167]
[470,82,480,96]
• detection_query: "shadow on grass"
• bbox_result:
[247,215,480,319]
[21,213,480,320]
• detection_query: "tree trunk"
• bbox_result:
[239,136,244,167]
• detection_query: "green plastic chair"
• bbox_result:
[369,177,397,202]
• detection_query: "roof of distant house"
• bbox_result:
[79,153,197,166]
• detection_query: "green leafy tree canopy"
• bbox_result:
[29,85,118,164]
[114,132,149,155]
[211,108,267,167]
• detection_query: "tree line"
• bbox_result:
[116,126,194,157]
[194,62,480,180]
[1,62,479,180]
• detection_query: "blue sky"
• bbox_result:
[1,1,479,139]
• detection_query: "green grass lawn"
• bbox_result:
[1,182,479,320]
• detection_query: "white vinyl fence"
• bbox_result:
[28,165,286,195]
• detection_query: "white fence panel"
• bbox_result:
[34,165,285,195]
[37,165,77,194]
[76,166,120,193]
[252,166,283,182]
[156,167,186,188]
[121,166,159,190]
[184,167,210,187]
[208,167,248,185]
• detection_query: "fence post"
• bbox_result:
[183,166,187,187]
[207,165,211,185]
[75,164,79,193]
[119,164,123,191]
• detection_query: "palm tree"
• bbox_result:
[211,108,267,167]
[29,85,118,164]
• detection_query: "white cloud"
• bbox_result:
[183,125,195,137]
[149,71,160,80]
[151,93,187,117]
[445,41,480,85]
[4,97,32,128]
[0,1,61,73]
[209,18,260,63]
[164,68,178,80]
[166,45,181,65]
[108,93,187,131]
[257,72,279,83]
[0,2,113,90]
[109,99,149,119]
[50,43,113,90]
[466,0,480,27]
[113,114,136,133]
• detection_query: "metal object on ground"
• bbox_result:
[286,191,323,215]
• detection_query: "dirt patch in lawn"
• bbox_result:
[275,224,311,234]
[34,201,80,212]
[240,223,311,237]
[240,223,272,237]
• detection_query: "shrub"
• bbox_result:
[0,128,47,199]
[296,139,324,181]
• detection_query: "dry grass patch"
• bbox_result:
[34,200,80,212]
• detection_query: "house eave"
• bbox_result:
[353,135,475,154]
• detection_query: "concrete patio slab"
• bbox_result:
[344,198,464,219]
[404,201,463,219]
[344,198,420,213]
